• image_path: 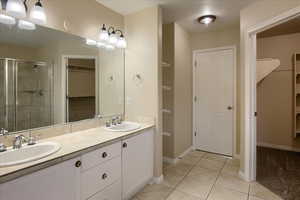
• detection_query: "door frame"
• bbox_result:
[61,55,99,123]
[243,6,300,182]
[192,45,237,157]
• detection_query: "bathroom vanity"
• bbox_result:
[0,124,154,200]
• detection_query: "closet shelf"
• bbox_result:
[162,62,171,68]
[163,132,172,137]
[162,109,172,114]
[162,85,172,91]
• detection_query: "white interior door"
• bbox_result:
[194,48,235,156]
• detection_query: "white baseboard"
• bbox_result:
[257,142,300,152]
[178,146,193,158]
[163,146,193,165]
[163,156,179,164]
[151,175,164,184]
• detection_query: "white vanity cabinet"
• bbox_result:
[0,128,154,200]
[0,157,81,200]
[122,129,154,200]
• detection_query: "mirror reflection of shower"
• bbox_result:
[0,58,53,132]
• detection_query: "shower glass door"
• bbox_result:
[0,58,52,132]
[16,61,52,131]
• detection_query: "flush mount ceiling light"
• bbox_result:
[0,14,16,25]
[18,19,35,30]
[29,0,46,25]
[198,15,216,25]
[6,0,26,18]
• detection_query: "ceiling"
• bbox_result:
[96,0,256,33]
[258,16,300,38]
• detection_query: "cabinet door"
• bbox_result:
[122,129,154,199]
[0,157,81,200]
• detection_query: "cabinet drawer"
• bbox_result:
[81,156,121,200]
[81,142,121,171]
[88,180,121,200]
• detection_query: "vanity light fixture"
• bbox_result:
[0,14,16,25]
[18,19,35,30]
[99,24,109,41]
[116,33,127,49]
[29,0,46,25]
[86,39,97,46]
[198,15,216,25]
[108,29,118,45]
[6,0,26,18]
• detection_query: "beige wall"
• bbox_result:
[240,0,300,173]
[173,23,193,157]
[190,28,241,154]
[124,6,163,177]
[257,33,300,149]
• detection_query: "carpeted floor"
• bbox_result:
[257,146,300,200]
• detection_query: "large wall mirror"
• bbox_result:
[0,22,125,133]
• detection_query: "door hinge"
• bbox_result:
[194,132,197,136]
[254,112,257,117]
[194,96,197,102]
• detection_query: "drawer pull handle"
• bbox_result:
[75,160,82,168]
[102,173,108,180]
[123,142,127,148]
[102,152,108,158]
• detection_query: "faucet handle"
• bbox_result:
[0,128,8,136]
[0,143,6,152]
[28,134,37,145]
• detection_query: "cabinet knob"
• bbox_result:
[75,160,82,168]
[102,152,108,158]
[102,173,108,180]
[122,142,127,148]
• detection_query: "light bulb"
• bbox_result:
[30,0,47,25]
[105,44,115,51]
[97,42,105,48]
[86,39,97,46]
[108,32,118,45]
[6,0,26,18]
[0,14,16,25]
[116,36,127,49]
[18,20,36,30]
[99,24,109,41]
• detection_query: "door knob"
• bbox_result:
[227,106,233,110]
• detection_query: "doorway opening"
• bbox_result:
[65,57,96,123]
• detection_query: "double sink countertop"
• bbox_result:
[0,122,154,184]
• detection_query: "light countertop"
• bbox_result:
[0,122,154,184]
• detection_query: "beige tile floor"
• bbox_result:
[133,151,283,200]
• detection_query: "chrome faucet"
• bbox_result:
[13,135,27,149]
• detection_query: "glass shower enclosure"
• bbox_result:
[0,58,52,132]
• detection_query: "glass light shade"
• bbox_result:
[30,4,47,25]
[6,0,26,18]
[108,33,118,45]
[99,30,109,41]
[0,14,16,25]
[200,17,213,25]
[97,42,105,48]
[105,44,115,51]
[116,37,127,49]
[86,39,97,46]
[18,20,36,30]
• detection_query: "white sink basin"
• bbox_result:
[0,142,61,167]
[104,121,141,132]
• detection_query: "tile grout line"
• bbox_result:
[204,158,227,200]
[164,152,207,199]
